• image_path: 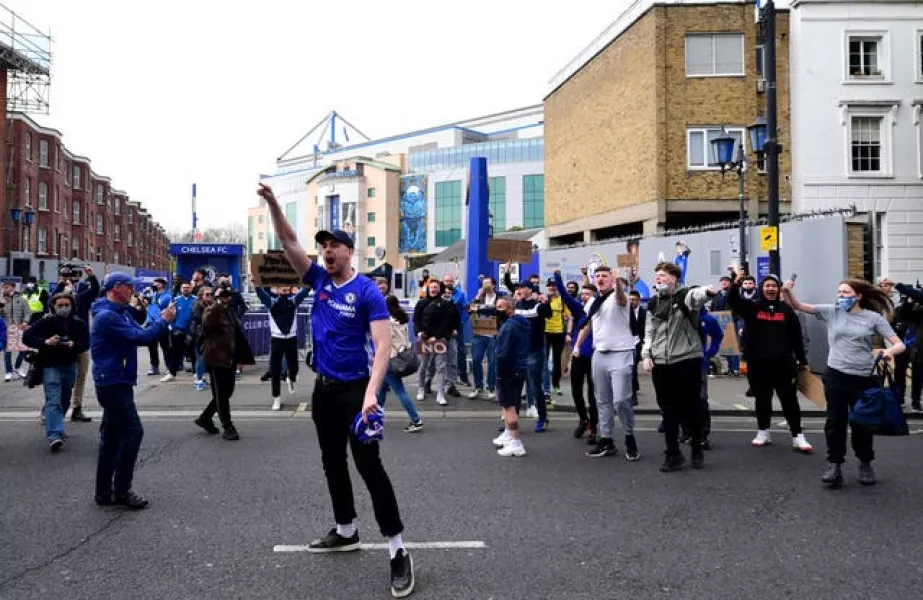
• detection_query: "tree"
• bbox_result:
[168,222,247,244]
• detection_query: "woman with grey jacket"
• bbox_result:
[1,281,30,381]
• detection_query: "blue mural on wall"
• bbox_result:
[399,175,428,254]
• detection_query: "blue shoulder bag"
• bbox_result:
[848,356,909,436]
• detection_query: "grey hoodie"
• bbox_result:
[0,292,29,326]
[641,286,713,366]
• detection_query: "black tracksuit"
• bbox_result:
[728,283,808,435]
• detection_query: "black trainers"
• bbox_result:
[657,421,665,434]
[858,462,877,486]
[49,438,64,453]
[113,491,150,510]
[912,401,922,412]
[447,387,461,398]
[307,528,361,553]
[821,463,844,487]
[260,371,272,382]
[702,437,713,451]
[222,426,240,441]
[659,452,686,473]
[573,420,588,439]
[586,429,597,446]
[586,438,617,458]
[691,444,704,469]
[404,421,424,433]
[194,416,220,435]
[70,408,92,423]
[625,435,640,462]
[390,548,415,598]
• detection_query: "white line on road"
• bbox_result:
[274,541,487,552]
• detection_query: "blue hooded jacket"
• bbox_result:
[553,272,594,357]
[91,297,169,388]
[700,309,724,370]
[497,314,530,374]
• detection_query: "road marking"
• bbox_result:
[274,541,487,552]
[298,402,308,412]
[734,404,749,411]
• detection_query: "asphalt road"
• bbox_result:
[2,415,923,599]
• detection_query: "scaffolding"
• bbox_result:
[0,3,51,114]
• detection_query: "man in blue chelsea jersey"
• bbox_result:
[257,184,415,599]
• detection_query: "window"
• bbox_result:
[258,232,264,240]
[434,180,462,247]
[687,127,744,169]
[53,186,59,213]
[850,116,883,173]
[114,251,120,264]
[23,132,32,162]
[96,247,102,262]
[22,227,30,252]
[368,212,376,223]
[72,165,81,188]
[488,176,506,232]
[72,237,79,258]
[96,185,104,205]
[710,250,723,277]
[917,31,923,82]
[73,200,80,224]
[285,201,297,225]
[39,140,49,167]
[128,231,134,245]
[38,182,48,209]
[367,236,376,247]
[114,226,119,241]
[755,44,766,78]
[114,197,120,215]
[37,227,47,254]
[96,214,104,234]
[522,175,544,229]
[258,214,264,224]
[23,177,30,207]
[685,33,744,77]
[847,35,883,79]
[367,258,376,268]
[367,187,376,198]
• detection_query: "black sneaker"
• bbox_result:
[912,401,922,412]
[821,463,844,487]
[657,421,665,434]
[586,438,617,458]
[447,387,461,398]
[307,528,361,553]
[702,438,713,451]
[194,416,220,435]
[678,432,690,445]
[573,420,588,439]
[625,435,640,462]
[49,438,64,453]
[659,452,686,473]
[222,426,240,441]
[70,408,92,423]
[390,548,415,598]
[404,421,424,433]
[691,444,704,469]
[260,371,272,382]
[113,491,150,510]
[459,377,471,386]
[586,429,597,446]
[745,388,755,397]
[95,493,113,506]
[858,462,877,486]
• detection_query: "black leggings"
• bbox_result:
[270,337,299,397]
[570,355,597,428]
[823,367,876,464]
[147,330,170,369]
[202,366,236,429]
[747,356,803,435]
[545,332,565,389]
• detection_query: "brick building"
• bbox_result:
[3,113,170,279]
[544,0,791,245]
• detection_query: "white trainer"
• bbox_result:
[3,373,11,382]
[467,389,480,399]
[271,397,282,411]
[160,373,175,383]
[751,430,771,447]
[16,369,27,379]
[436,393,447,406]
[526,406,539,419]
[486,389,496,400]
[492,431,512,447]
[416,388,425,401]
[497,443,526,457]
[792,434,813,453]
[287,379,296,395]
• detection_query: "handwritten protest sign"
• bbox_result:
[6,326,28,353]
[416,339,448,355]
[250,252,302,287]
[488,239,533,264]
[472,315,498,337]
[710,311,741,356]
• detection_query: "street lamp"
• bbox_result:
[712,129,749,272]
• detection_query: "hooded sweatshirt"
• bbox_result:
[642,286,714,365]
[727,280,807,364]
[553,272,594,357]
[497,314,530,373]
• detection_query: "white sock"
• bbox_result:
[336,522,356,538]
[388,534,404,559]
[511,439,524,450]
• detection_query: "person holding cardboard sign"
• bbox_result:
[412,280,458,406]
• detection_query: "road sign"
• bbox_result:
[760,226,778,252]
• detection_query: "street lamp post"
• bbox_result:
[759,0,781,276]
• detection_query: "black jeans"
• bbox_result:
[632,345,642,395]
[570,355,597,428]
[202,366,236,429]
[748,356,803,435]
[95,384,144,497]
[147,329,170,370]
[823,367,876,464]
[545,332,565,389]
[168,330,188,376]
[652,358,703,456]
[312,376,403,537]
[270,337,299,397]
[912,361,923,403]
[893,352,910,402]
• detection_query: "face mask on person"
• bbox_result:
[653,283,669,293]
[25,283,35,292]
[837,297,857,311]
[55,306,72,318]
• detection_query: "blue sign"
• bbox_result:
[169,243,244,256]
[756,256,769,281]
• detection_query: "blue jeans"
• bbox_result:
[4,351,24,373]
[96,384,144,497]
[471,336,497,391]
[377,367,421,424]
[195,347,206,381]
[727,355,741,374]
[542,341,551,395]
[43,363,77,441]
[526,348,547,420]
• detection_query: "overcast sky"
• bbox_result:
[10,1,626,233]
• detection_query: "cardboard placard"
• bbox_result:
[616,254,638,269]
[488,239,533,264]
[472,315,498,337]
[250,252,302,287]
[6,326,28,353]
[797,368,826,408]
[416,339,448,355]
[710,311,741,356]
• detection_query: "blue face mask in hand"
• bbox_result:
[837,297,857,311]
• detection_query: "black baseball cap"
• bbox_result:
[315,229,354,249]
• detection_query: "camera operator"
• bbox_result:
[51,265,100,422]
[143,278,172,376]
